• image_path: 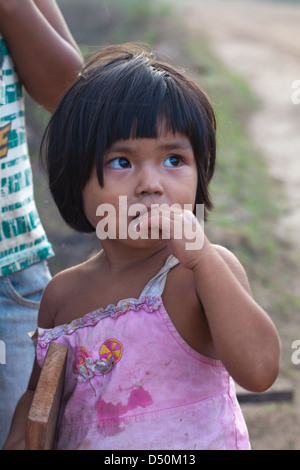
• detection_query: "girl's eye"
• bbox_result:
[163,155,183,167]
[107,157,131,169]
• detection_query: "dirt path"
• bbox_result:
[176,0,300,251]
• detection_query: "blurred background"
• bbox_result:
[27,0,300,449]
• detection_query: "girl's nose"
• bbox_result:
[134,167,164,197]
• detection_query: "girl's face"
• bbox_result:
[83,129,198,248]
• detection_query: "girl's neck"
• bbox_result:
[99,242,170,273]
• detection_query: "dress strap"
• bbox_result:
[139,254,179,298]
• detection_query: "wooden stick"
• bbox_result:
[25,342,68,450]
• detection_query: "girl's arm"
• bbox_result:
[140,208,281,392]
[191,240,281,392]
[0,0,83,112]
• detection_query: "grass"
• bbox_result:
[58,0,174,54]
[178,35,283,266]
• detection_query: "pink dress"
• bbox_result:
[37,255,250,450]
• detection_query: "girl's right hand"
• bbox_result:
[135,206,210,271]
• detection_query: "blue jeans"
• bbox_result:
[0,261,51,447]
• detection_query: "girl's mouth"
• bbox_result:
[130,206,152,221]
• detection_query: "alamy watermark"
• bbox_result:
[95,196,205,250]
[291,80,300,104]
[0,340,5,365]
[291,340,300,365]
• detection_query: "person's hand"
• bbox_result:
[134,206,209,270]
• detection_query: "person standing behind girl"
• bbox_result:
[4,43,280,450]
[0,0,82,447]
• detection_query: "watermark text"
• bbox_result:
[291,340,300,365]
[95,196,204,250]
[0,340,6,365]
[291,80,300,104]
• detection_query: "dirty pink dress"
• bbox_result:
[37,255,250,450]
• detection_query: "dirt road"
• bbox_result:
[176,0,300,250]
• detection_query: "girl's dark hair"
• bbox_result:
[41,42,216,232]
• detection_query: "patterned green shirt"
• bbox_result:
[0,35,53,276]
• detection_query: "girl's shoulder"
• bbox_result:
[212,244,252,294]
[45,257,94,296]
[38,256,99,329]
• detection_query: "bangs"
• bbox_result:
[108,75,202,142]
[103,70,195,142]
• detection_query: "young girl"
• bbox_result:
[4,43,280,450]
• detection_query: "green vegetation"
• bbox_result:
[58,0,174,54]
[179,34,300,353]
[183,35,282,264]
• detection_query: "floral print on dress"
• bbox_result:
[73,339,124,383]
